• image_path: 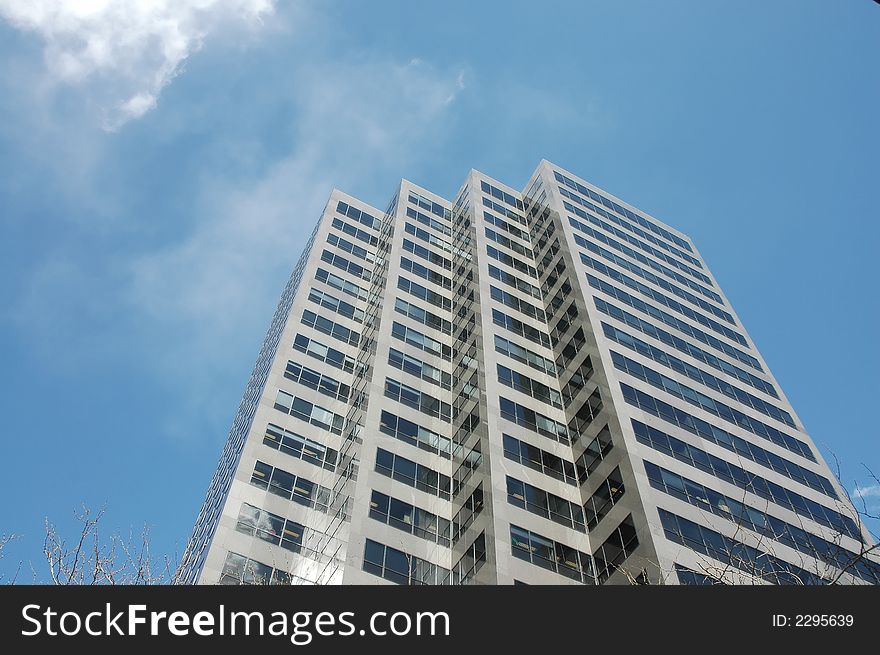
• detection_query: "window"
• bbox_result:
[301,309,360,346]
[584,467,625,529]
[293,333,355,373]
[374,448,451,499]
[499,397,571,445]
[249,461,335,514]
[274,391,345,434]
[379,410,454,458]
[497,364,562,408]
[264,423,338,471]
[508,525,594,584]
[506,476,585,532]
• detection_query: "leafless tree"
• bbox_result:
[42,505,177,585]
[0,533,22,584]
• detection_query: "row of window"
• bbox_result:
[482,195,527,227]
[585,467,625,530]
[549,301,579,348]
[510,524,592,583]
[537,238,560,276]
[263,422,338,472]
[490,285,545,322]
[492,308,551,349]
[484,210,531,244]
[385,377,452,422]
[567,388,604,435]
[498,363,563,409]
[321,248,371,282]
[564,196,703,275]
[487,244,538,278]
[546,281,573,322]
[369,485,485,549]
[403,237,452,271]
[568,212,710,287]
[336,200,380,231]
[394,297,452,335]
[220,551,304,586]
[568,213,719,304]
[553,170,694,253]
[595,300,776,397]
[370,489,454,547]
[584,255,745,345]
[400,256,452,290]
[606,327,792,426]
[578,242,731,323]
[630,409,834,500]
[555,327,586,371]
[589,280,761,370]
[379,410,456,459]
[398,275,452,312]
[362,532,487,585]
[251,460,333,514]
[511,514,639,584]
[404,221,453,255]
[326,232,374,264]
[558,183,700,266]
[534,223,559,269]
[407,190,449,220]
[375,447,452,499]
[659,509,823,585]
[500,396,571,445]
[614,353,809,458]
[315,267,366,301]
[631,419,855,538]
[235,503,310,556]
[332,216,378,248]
[481,180,524,211]
[488,263,542,300]
[391,321,451,360]
[561,355,594,405]
[503,433,579,487]
[308,287,364,323]
[302,309,359,348]
[674,564,718,585]
[494,334,556,377]
[284,360,350,402]
[645,461,880,585]
[406,206,451,238]
[389,348,453,390]
[293,333,356,374]
[507,475,586,532]
[274,390,345,435]
[486,226,533,260]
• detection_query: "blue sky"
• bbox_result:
[0,1,878,580]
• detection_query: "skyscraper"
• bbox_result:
[176,160,878,586]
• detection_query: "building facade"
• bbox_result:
[176,160,878,586]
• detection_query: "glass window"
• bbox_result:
[393,457,417,485]
[251,461,272,489]
[507,477,525,506]
[269,469,296,498]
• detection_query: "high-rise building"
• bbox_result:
[176,160,878,586]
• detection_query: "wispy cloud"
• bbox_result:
[2,1,468,440]
[0,0,276,130]
[124,56,467,436]
[853,485,880,500]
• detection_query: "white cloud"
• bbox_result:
[128,56,465,329]
[124,55,466,437]
[2,0,468,441]
[853,485,880,500]
[0,0,276,129]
